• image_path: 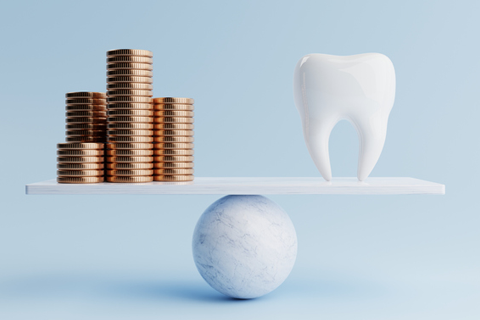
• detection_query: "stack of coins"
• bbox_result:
[153,97,194,181]
[106,49,154,183]
[65,92,107,142]
[57,143,105,183]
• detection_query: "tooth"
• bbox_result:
[294,53,395,181]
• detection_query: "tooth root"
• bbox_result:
[304,117,337,181]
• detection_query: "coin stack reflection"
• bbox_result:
[57,143,105,183]
[153,97,194,181]
[65,92,107,142]
[106,49,154,183]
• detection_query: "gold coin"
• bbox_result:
[106,169,153,176]
[153,149,194,156]
[66,98,106,105]
[153,130,194,137]
[57,142,104,149]
[154,110,194,117]
[106,176,153,183]
[66,92,106,98]
[107,56,153,64]
[153,97,194,104]
[106,156,153,163]
[107,82,153,90]
[66,104,106,111]
[108,122,153,130]
[153,123,194,130]
[108,96,152,103]
[66,123,107,130]
[66,111,107,118]
[153,136,194,143]
[154,117,194,124]
[57,176,104,184]
[66,136,106,142]
[154,175,194,181]
[153,168,194,175]
[108,129,153,136]
[108,109,153,116]
[153,103,194,111]
[107,62,153,70]
[57,149,104,156]
[107,136,153,143]
[57,169,104,177]
[107,49,153,57]
[154,142,194,149]
[66,130,105,136]
[57,163,104,170]
[106,162,153,169]
[107,103,152,110]
[108,116,152,123]
[153,162,194,169]
[107,69,153,77]
[154,155,194,162]
[106,149,153,156]
[107,142,153,149]
[57,156,104,163]
[107,89,153,97]
[107,76,153,84]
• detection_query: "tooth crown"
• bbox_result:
[294,53,396,181]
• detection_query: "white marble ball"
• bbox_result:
[192,195,297,299]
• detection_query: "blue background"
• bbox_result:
[0,0,479,319]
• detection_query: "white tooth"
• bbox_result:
[293,53,395,181]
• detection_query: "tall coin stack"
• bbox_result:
[106,49,154,183]
[57,143,105,183]
[153,97,195,181]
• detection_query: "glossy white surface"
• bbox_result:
[25,177,445,195]
[294,53,396,181]
[192,195,297,299]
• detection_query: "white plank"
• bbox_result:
[25,177,445,195]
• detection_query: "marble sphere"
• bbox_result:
[192,195,297,299]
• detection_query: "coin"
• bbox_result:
[107,62,153,70]
[154,142,194,149]
[57,176,104,184]
[107,69,153,77]
[108,96,152,103]
[106,176,153,183]
[107,103,152,110]
[153,175,194,181]
[107,109,153,116]
[153,110,194,117]
[153,168,194,175]
[66,117,106,124]
[57,156,104,163]
[154,117,194,124]
[106,156,153,163]
[153,162,194,169]
[108,122,153,130]
[66,111,107,118]
[66,130,105,136]
[152,136,194,143]
[107,76,153,84]
[106,149,153,156]
[108,116,152,123]
[66,104,106,111]
[57,149,104,156]
[106,162,153,169]
[108,129,153,136]
[107,89,153,97]
[107,83,153,90]
[66,123,107,130]
[153,130,194,137]
[154,149,194,156]
[153,97,194,104]
[106,169,153,176]
[57,142,104,149]
[107,49,153,57]
[154,155,194,162]
[107,136,153,143]
[66,92,106,98]
[153,103,194,111]
[57,169,104,177]
[153,123,194,130]
[107,142,153,149]
[66,136,106,142]
[57,163,104,170]
[107,56,153,64]
[66,98,106,105]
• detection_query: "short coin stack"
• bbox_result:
[57,143,105,183]
[106,49,154,183]
[65,92,107,143]
[153,97,194,181]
